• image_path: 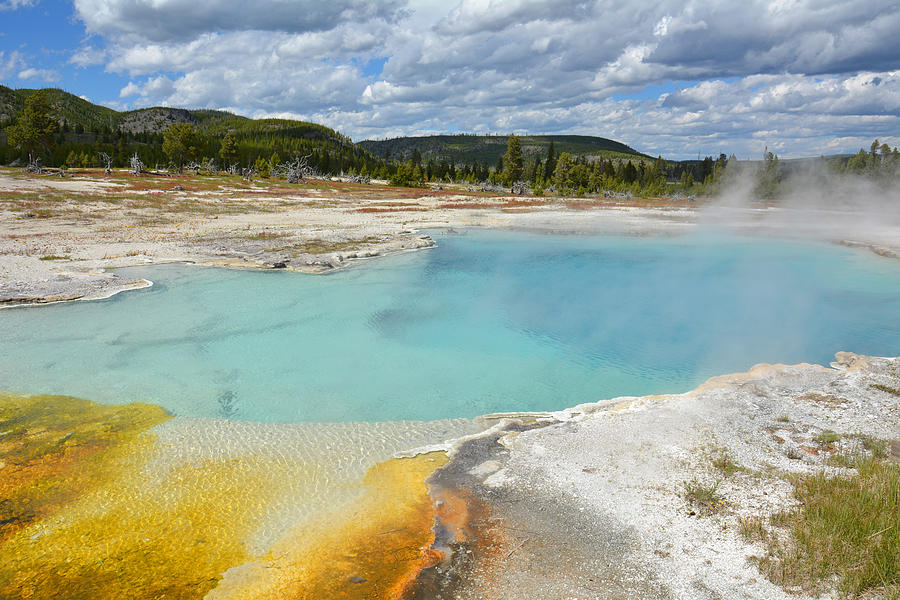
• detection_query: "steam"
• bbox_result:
[700,160,900,249]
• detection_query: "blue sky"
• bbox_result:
[2,0,899,159]
[1,1,115,92]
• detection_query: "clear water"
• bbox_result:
[2,229,899,422]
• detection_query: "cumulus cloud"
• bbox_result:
[17,67,60,82]
[74,0,407,42]
[69,45,107,67]
[119,81,140,98]
[66,0,900,158]
[647,2,900,77]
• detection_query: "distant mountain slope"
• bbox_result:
[0,86,369,170]
[359,134,651,165]
[1,86,350,142]
[0,86,117,130]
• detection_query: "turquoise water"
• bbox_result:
[2,229,899,422]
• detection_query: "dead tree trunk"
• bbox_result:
[26,153,42,174]
[98,152,112,175]
[278,153,313,184]
[130,153,144,176]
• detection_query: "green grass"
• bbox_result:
[751,455,899,598]
[814,430,842,445]
[683,478,724,513]
[827,435,890,468]
[711,451,744,478]
[739,516,769,543]
[38,255,70,261]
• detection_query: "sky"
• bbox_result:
[1,0,898,160]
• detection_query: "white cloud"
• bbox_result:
[119,81,140,97]
[0,0,37,10]
[74,0,406,42]
[69,46,107,68]
[0,50,24,79]
[17,67,60,82]
[68,0,900,158]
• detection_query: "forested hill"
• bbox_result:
[0,86,374,172]
[359,134,650,166]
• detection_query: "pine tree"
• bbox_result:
[545,141,556,179]
[7,90,58,160]
[162,123,201,172]
[254,155,270,177]
[553,152,573,189]
[503,134,524,185]
[219,131,239,165]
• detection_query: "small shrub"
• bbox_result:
[786,446,803,460]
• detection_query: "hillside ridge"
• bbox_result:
[0,85,370,171]
[359,133,651,165]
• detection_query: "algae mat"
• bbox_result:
[0,394,474,599]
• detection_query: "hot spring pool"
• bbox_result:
[2,229,899,422]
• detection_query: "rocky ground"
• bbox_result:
[418,353,899,599]
[0,168,699,305]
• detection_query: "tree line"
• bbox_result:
[3,92,897,198]
[0,91,386,177]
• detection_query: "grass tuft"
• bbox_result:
[740,516,770,543]
[711,451,744,478]
[683,478,725,513]
[752,455,899,597]
[814,430,842,446]
[872,383,900,397]
[827,435,890,469]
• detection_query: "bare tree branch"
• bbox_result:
[98,152,112,175]
[274,153,314,184]
[130,153,144,176]
[25,153,43,174]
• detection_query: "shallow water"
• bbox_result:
[2,229,899,422]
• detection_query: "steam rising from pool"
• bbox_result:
[1,229,899,422]
[701,160,900,245]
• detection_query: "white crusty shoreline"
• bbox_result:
[419,352,899,599]
[4,169,898,309]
